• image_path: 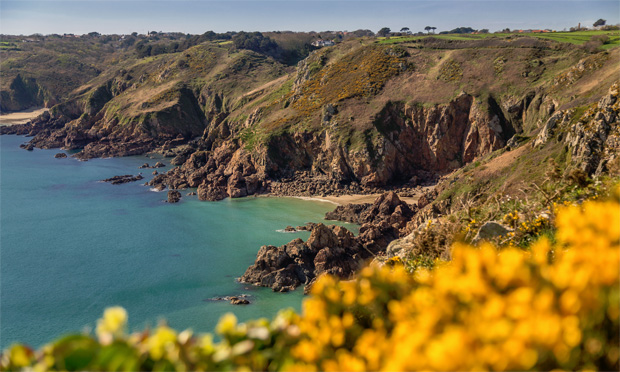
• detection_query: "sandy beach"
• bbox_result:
[305,194,418,205]
[0,107,48,126]
[288,185,436,206]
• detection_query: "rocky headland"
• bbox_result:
[240,192,415,292]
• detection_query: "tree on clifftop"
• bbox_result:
[425,26,432,34]
[377,27,391,37]
[232,32,279,56]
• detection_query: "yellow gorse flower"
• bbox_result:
[95,306,127,343]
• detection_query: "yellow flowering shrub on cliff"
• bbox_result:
[2,192,619,371]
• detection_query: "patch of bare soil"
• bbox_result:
[476,145,529,178]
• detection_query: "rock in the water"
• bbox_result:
[152,170,158,175]
[284,226,296,232]
[230,297,250,305]
[296,223,316,231]
[473,221,513,243]
[208,294,251,305]
[240,223,364,292]
[186,191,197,196]
[54,153,67,158]
[153,161,165,168]
[101,174,144,185]
[139,163,150,169]
[167,190,181,203]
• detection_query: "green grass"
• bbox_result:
[375,30,620,49]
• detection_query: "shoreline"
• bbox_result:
[265,186,434,206]
[0,107,48,126]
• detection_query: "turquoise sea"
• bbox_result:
[0,135,354,349]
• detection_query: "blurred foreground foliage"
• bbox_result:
[3,189,619,371]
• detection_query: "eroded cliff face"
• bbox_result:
[3,40,617,201]
[148,90,533,200]
[1,78,209,159]
[565,83,620,176]
[0,75,48,113]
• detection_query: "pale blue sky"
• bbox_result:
[1,0,618,35]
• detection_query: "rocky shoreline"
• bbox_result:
[240,192,418,293]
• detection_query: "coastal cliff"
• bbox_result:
[2,35,619,290]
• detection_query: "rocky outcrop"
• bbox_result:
[325,203,371,223]
[101,174,144,185]
[150,142,270,201]
[240,223,363,292]
[241,192,416,292]
[473,222,513,243]
[2,84,205,160]
[324,192,415,253]
[533,111,571,147]
[566,83,620,175]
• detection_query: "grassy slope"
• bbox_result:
[232,37,617,153]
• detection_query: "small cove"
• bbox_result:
[0,135,357,348]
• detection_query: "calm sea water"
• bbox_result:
[0,135,355,349]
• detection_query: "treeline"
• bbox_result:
[133,29,377,65]
[134,31,233,58]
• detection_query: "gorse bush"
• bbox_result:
[2,190,619,371]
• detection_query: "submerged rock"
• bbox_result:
[101,174,144,185]
[54,153,67,158]
[208,294,251,305]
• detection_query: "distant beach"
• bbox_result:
[0,107,48,126]
[288,187,434,206]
